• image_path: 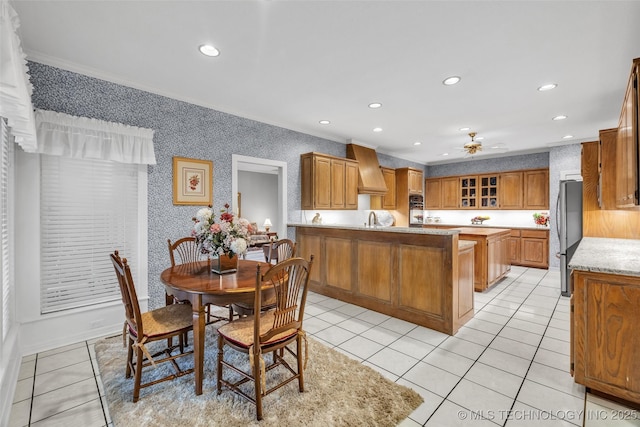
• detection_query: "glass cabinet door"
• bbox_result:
[460,176,477,208]
[479,175,499,208]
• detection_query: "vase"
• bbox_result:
[212,253,238,274]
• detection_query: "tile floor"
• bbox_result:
[9,266,640,426]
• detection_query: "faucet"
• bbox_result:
[368,211,378,228]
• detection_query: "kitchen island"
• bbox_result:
[450,227,511,292]
[291,224,476,335]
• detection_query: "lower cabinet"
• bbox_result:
[572,269,640,404]
[510,229,549,269]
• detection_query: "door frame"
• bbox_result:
[231,154,288,238]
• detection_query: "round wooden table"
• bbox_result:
[160,259,271,395]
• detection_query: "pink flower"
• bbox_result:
[210,223,221,233]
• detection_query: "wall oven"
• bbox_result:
[409,194,424,227]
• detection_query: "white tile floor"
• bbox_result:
[9,266,640,426]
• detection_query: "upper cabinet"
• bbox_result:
[499,171,523,209]
[523,169,549,209]
[370,167,396,210]
[407,168,424,195]
[395,167,424,226]
[424,168,549,210]
[615,58,640,208]
[301,152,358,210]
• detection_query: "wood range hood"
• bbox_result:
[346,142,388,195]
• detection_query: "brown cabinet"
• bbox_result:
[520,229,549,268]
[395,167,424,226]
[453,227,511,292]
[424,178,442,209]
[523,169,549,209]
[615,58,640,208]
[478,174,499,208]
[500,172,524,209]
[408,168,423,195]
[572,269,640,404]
[426,168,548,210]
[508,229,521,265]
[425,176,458,209]
[301,152,358,210]
[460,176,478,209]
[371,167,396,210]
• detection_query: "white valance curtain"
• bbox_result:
[35,110,156,164]
[0,0,37,152]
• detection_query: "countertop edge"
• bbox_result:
[568,237,640,277]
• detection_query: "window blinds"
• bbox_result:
[1,118,13,339]
[40,155,139,314]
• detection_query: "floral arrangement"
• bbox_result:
[533,212,549,226]
[192,203,252,258]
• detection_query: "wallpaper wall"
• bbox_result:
[27,62,426,309]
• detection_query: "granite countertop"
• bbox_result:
[568,237,640,277]
[451,227,512,236]
[288,223,458,236]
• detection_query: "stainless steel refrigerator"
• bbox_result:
[557,179,583,296]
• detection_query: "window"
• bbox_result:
[39,156,140,314]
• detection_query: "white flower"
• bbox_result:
[195,207,213,222]
[230,238,247,255]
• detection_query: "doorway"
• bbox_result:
[231,155,288,238]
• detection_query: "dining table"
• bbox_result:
[160,258,272,395]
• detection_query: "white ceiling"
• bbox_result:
[11,0,640,165]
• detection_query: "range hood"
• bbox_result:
[346,142,388,195]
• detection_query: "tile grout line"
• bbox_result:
[86,339,110,427]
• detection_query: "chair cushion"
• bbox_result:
[218,310,297,348]
[137,303,193,339]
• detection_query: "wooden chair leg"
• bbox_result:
[133,346,144,402]
[126,336,134,379]
[297,337,304,392]
[254,350,263,421]
[216,334,224,395]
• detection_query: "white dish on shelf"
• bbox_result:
[376,210,394,227]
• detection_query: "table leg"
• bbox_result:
[192,294,205,395]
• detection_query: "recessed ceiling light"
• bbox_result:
[459,127,470,131]
[413,142,421,146]
[373,127,383,132]
[563,135,574,139]
[553,115,567,121]
[443,76,461,85]
[442,153,449,156]
[319,120,330,125]
[538,83,558,91]
[368,102,382,109]
[198,44,220,57]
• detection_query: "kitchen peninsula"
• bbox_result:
[291,224,476,335]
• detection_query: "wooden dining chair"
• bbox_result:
[110,250,194,402]
[265,238,296,264]
[217,256,314,420]
[231,239,297,319]
[168,237,233,323]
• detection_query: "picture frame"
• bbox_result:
[172,156,213,205]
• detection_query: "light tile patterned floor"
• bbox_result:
[9,266,640,426]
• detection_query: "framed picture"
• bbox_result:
[172,156,213,205]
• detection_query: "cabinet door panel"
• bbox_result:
[314,156,332,209]
[521,237,548,267]
[500,172,523,209]
[330,159,345,208]
[345,161,359,209]
[524,169,549,209]
[441,177,459,209]
[425,178,442,209]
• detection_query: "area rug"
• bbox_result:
[95,327,423,427]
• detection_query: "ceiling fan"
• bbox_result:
[463,132,482,155]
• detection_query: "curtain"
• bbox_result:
[35,109,156,164]
[0,0,37,152]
